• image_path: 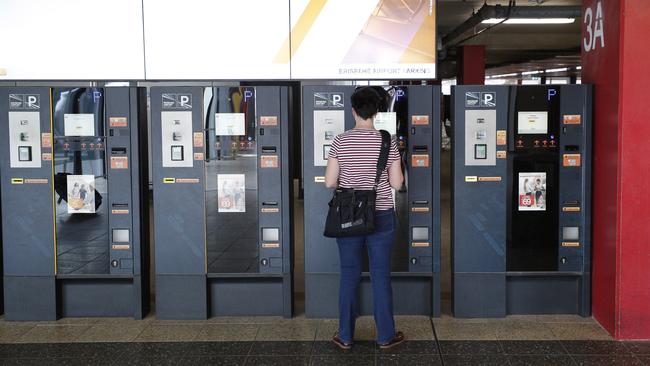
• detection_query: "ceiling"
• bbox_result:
[436,0,583,79]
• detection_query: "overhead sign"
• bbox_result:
[583,0,605,53]
[288,0,437,79]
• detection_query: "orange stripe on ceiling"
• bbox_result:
[399,6,437,63]
[273,0,328,64]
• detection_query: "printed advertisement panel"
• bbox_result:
[518,172,547,211]
[217,174,246,213]
[290,0,436,79]
[67,175,96,214]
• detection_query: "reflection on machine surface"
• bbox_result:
[52,87,110,275]
[204,87,260,274]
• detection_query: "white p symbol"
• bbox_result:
[27,96,37,107]
[332,94,342,106]
[483,94,493,106]
[180,95,190,106]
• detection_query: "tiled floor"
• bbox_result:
[0,313,642,365]
[0,339,648,365]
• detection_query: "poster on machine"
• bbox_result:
[215,113,246,136]
[313,110,345,166]
[67,175,96,214]
[374,112,397,135]
[217,174,246,213]
[518,172,547,211]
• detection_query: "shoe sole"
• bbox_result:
[379,337,405,349]
[332,339,352,350]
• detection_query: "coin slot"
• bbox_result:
[565,145,579,152]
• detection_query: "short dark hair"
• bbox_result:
[351,87,383,120]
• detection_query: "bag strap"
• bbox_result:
[374,129,391,190]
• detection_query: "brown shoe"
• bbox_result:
[379,331,405,349]
[332,333,353,350]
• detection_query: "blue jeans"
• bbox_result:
[336,209,396,344]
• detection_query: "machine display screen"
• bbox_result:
[517,111,548,134]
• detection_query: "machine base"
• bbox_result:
[4,276,57,321]
[156,274,207,320]
[208,275,292,318]
[454,272,590,318]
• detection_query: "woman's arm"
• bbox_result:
[388,159,404,190]
[324,157,340,188]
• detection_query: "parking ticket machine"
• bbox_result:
[452,85,592,317]
[0,86,149,320]
[303,85,441,317]
[151,86,293,319]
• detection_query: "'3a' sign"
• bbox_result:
[583,0,605,52]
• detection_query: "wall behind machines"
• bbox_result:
[0,0,145,80]
[0,0,436,80]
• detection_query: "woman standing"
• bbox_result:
[324,87,405,350]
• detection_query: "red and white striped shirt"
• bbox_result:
[328,128,400,211]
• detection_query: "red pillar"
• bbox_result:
[457,45,485,85]
[582,0,650,340]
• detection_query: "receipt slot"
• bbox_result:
[151,86,293,319]
[452,85,592,317]
[0,86,150,320]
[303,85,441,317]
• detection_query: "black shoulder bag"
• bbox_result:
[323,130,391,238]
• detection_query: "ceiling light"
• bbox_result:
[482,18,575,24]
[522,70,543,75]
[545,67,569,73]
[491,73,518,78]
